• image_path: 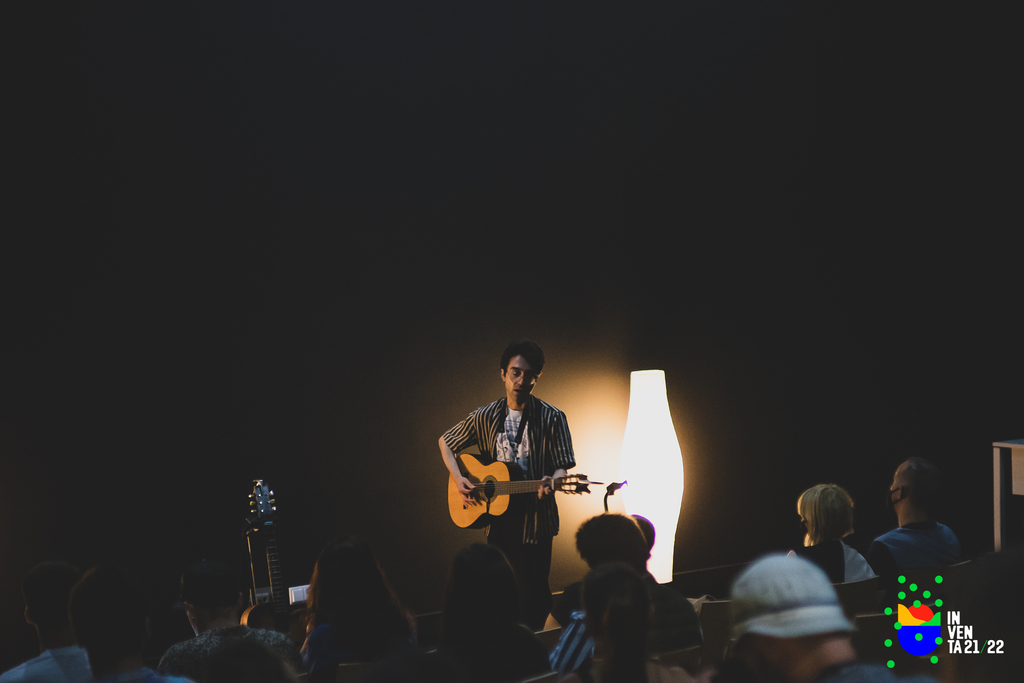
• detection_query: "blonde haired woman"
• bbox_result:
[790,484,875,583]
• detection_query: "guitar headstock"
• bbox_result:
[249,479,276,525]
[557,474,601,495]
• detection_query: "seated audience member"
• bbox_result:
[203,639,298,683]
[941,548,1022,683]
[438,543,549,683]
[548,514,702,676]
[548,513,652,629]
[0,562,91,683]
[701,554,936,683]
[562,563,693,683]
[867,458,960,584]
[156,560,301,681]
[68,566,193,683]
[789,484,874,583]
[301,535,416,682]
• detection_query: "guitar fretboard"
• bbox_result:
[263,524,288,615]
[476,478,574,496]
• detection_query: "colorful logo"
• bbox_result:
[882,573,945,669]
[896,603,941,655]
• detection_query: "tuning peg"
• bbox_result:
[271,506,277,511]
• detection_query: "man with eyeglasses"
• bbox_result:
[439,339,576,630]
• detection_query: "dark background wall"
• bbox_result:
[2,1,1019,672]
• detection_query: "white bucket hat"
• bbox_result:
[730,553,854,639]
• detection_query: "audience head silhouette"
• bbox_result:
[22,561,81,649]
[68,566,149,678]
[439,543,551,683]
[179,559,242,634]
[305,534,412,662]
[575,513,650,573]
[441,543,519,646]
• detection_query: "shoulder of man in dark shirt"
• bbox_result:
[157,626,302,678]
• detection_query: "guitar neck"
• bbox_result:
[482,477,572,496]
[263,524,288,615]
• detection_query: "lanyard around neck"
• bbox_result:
[507,402,529,447]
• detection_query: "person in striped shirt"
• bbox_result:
[439,339,576,630]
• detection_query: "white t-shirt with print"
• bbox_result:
[495,408,530,474]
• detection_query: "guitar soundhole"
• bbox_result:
[482,477,497,501]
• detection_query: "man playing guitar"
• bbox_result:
[439,339,576,630]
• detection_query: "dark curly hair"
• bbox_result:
[500,340,545,374]
[575,513,650,572]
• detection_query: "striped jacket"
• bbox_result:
[442,395,575,542]
[549,610,593,676]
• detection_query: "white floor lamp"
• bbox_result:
[619,369,684,584]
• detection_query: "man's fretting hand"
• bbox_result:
[538,469,567,499]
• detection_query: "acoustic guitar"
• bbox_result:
[448,453,599,528]
[241,479,289,632]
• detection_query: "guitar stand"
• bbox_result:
[243,520,261,608]
[604,481,627,512]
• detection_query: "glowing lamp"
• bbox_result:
[620,370,684,583]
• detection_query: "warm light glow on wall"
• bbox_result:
[620,370,684,583]
[542,368,630,589]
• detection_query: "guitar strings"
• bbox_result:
[467,479,585,495]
